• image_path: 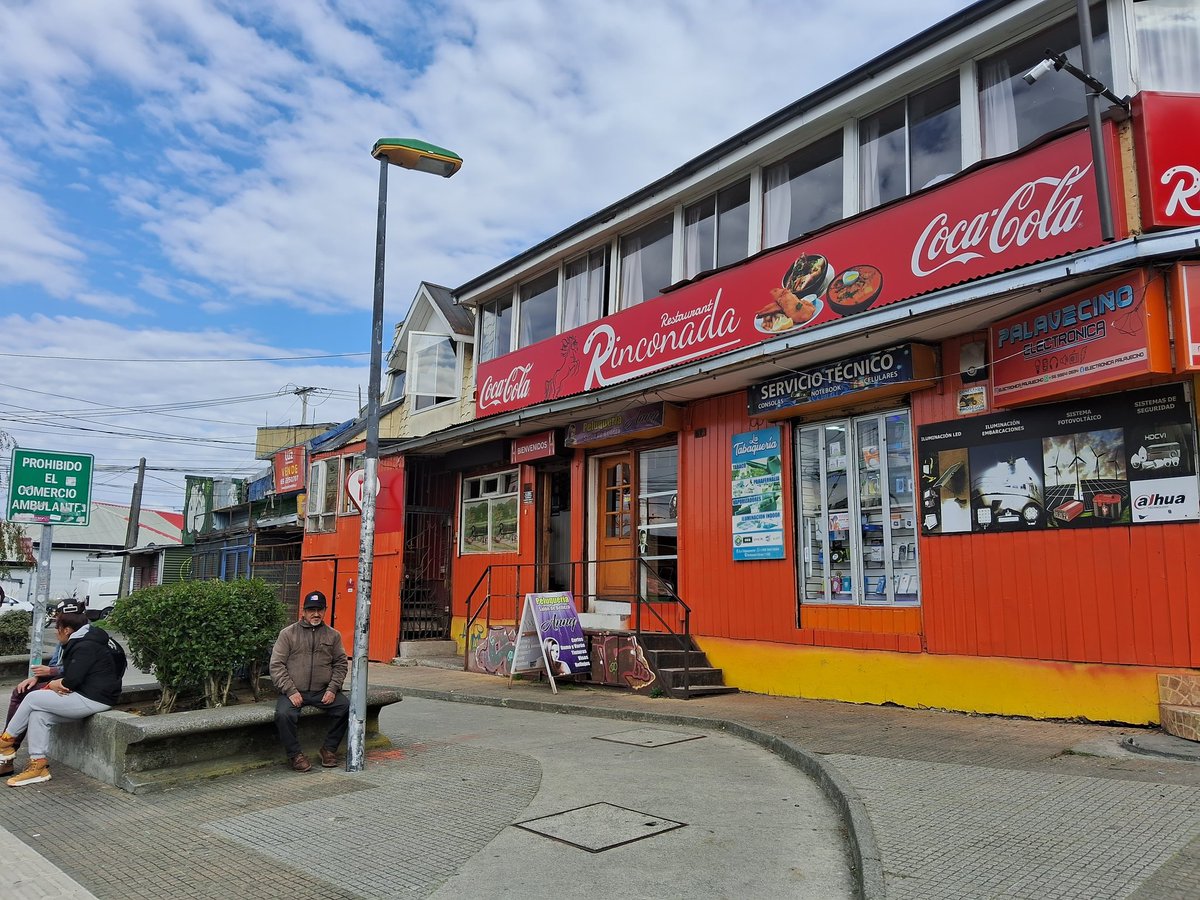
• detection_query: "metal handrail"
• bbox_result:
[460,557,694,693]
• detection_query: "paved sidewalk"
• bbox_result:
[0,670,852,900]
[2,660,1199,899]
[372,664,1200,900]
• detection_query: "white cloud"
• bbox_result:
[0,314,364,509]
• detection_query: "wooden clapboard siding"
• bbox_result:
[678,394,798,643]
[911,335,1200,667]
[451,463,538,627]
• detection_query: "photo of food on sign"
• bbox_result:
[755,253,884,335]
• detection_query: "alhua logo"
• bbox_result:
[1133,492,1186,508]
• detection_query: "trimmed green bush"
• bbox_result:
[107,578,286,713]
[0,610,32,655]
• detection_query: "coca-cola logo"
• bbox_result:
[911,164,1092,277]
[479,363,533,410]
[1162,165,1200,218]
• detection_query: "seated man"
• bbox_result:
[0,602,122,786]
[1,600,71,778]
[269,591,349,772]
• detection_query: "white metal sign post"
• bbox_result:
[6,449,95,669]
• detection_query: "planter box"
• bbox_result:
[45,685,403,794]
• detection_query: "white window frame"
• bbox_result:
[304,458,339,533]
[459,468,520,555]
[406,331,461,413]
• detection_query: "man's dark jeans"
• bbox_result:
[274,690,350,757]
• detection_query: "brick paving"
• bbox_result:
[3,661,1200,898]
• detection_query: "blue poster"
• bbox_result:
[731,427,786,560]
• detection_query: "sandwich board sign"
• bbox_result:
[509,591,591,694]
[7,449,94,526]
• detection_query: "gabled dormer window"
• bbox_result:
[407,332,458,411]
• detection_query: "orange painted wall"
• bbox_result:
[676,393,925,651]
[452,463,540,629]
[912,334,1200,667]
[299,448,404,662]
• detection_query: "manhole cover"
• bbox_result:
[593,728,705,748]
[513,802,686,852]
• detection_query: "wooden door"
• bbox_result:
[595,453,636,598]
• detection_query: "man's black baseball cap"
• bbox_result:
[302,591,327,610]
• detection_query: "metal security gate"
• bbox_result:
[253,541,303,620]
[401,459,453,641]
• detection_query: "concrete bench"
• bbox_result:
[45,685,403,794]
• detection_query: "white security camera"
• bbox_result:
[1023,58,1057,85]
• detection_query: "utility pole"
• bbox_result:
[118,458,146,600]
[292,386,316,425]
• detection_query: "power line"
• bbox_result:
[0,350,368,363]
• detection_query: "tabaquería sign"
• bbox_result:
[7,448,94,526]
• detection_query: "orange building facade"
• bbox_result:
[300,2,1200,724]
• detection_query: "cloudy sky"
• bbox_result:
[0,0,969,512]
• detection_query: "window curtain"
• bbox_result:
[1136,3,1200,91]
[619,235,643,308]
[480,306,497,362]
[859,117,881,211]
[562,258,587,332]
[979,58,1019,158]
[764,163,791,249]
[684,203,705,278]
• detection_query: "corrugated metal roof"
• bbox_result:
[20,501,183,549]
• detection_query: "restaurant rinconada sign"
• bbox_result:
[476,123,1121,417]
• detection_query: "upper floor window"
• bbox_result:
[763,131,843,249]
[386,370,406,402]
[860,75,962,210]
[305,457,339,532]
[518,271,559,348]
[562,248,607,332]
[619,214,673,308]
[407,332,458,411]
[338,453,364,514]
[978,4,1109,158]
[479,294,513,363]
[684,178,751,279]
[1135,0,1200,92]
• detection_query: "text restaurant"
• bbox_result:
[381,1,1200,727]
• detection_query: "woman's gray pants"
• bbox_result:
[5,691,110,757]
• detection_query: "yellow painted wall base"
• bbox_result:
[696,636,1174,725]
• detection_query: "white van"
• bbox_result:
[75,577,120,620]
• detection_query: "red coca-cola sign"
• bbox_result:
[1132,92,1200,230]
[477,124,1121,417]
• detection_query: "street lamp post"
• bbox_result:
[347,138,461,773]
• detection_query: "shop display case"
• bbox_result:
[797,410,919,604]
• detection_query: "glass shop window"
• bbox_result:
[795,410,919,608]
[460,469,520,554]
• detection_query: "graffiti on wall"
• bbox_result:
[467,624,516,676]
[590,633,656,691]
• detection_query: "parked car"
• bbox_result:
[74,577,120,620]
[0,591,35,614]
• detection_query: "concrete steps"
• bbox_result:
[1158,674,1200,742]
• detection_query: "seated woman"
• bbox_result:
[0,602,122,786]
